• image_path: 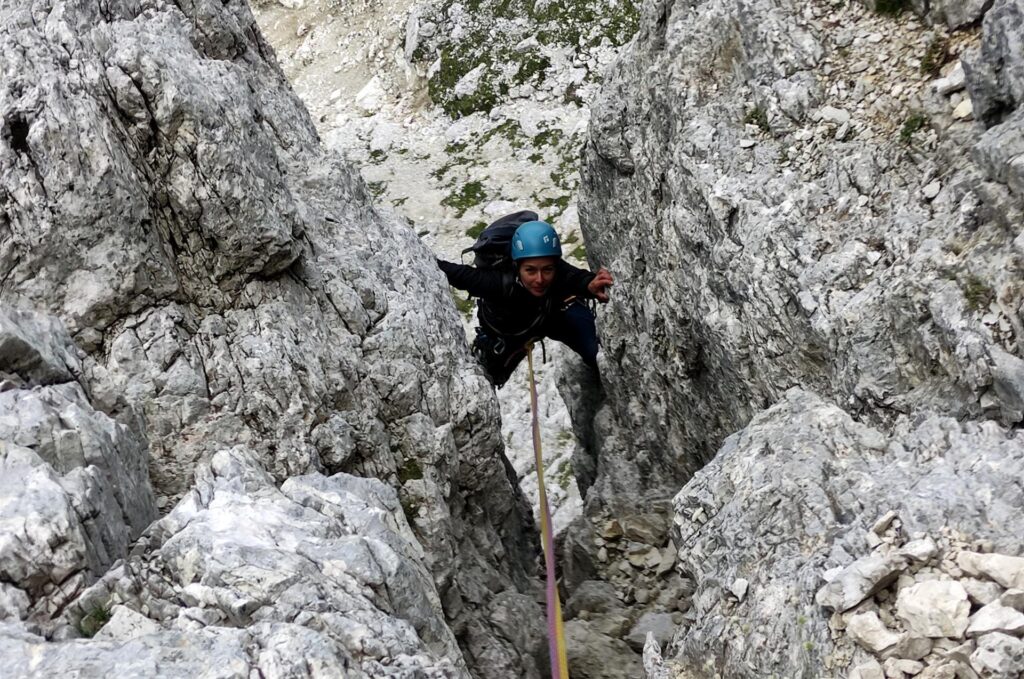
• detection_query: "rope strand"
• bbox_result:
[526,342,570,678]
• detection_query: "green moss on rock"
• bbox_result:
[442,181,488,217]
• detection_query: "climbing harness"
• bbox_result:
[526,342,570,678]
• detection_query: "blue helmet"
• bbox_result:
[511,221,562,261]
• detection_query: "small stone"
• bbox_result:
[902,538,939,563]
[896,580,970,638]
[932,62,966,96]
[918,663,957,679]
[354,76,386,116]
[816,553,908,612]
[656,547,676,576]
[872,511,899,535]
[883,657,924,678]
[597,547,608,563]
[730,578,749,602]
[892,634,934,661]
[1000,589,1024,611]
[601,520,624,540]
[966,602,1024,637]
[952,99,974,121]
[934,638,962,653]
[626,612,676,653]
[627,546,658,568]
[621,514,670,544]
[962,578,1003,606]
[848,611,903,653]
[850,658,886,679]
[635,588,650,605]
[958,552,1024,590]
[923,182,941,201]
[818,106,851,125]
[739,139,757,148]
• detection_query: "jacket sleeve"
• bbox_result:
[436,259,507,298]
[556,260,597,299]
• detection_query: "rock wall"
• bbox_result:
[579,0,1024,504]
[0,0,543,675]
[572,0,1024,676]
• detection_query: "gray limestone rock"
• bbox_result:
[0,309,156,625]
[570,0,1024,673]
[850,659,886,679]
[565,619,643,679]
[663,390,1024,678]
[577,0,1024,511]
[27,447,472,676]
[970,632,1024,678]
[966,602,1024,637]
[958,552,1024,590]
[964,1,1024,128]
[930,0,996,28]
[0,308,80,387]
[565,580,623,619]
[0,0,543,674]
[626,612,676,653]
[817,553,908,612]
[846,611,902,654]
[896,581,971,638]
[964,578,1006,606]
[1000,589,1024,611]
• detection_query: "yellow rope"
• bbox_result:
[526,342,570,678]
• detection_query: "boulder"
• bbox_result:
[970,633,1024,678]
[817,553,908,612]
[958,552,1024,590]
[896,581,971,638]
[846,611,902,654]
[966,602,1024,637]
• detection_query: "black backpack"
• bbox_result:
[461,210,538,271]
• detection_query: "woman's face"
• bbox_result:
[517,256,558,297]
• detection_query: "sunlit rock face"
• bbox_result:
[0,0,544,675]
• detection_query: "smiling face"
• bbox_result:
[517,256,558,297]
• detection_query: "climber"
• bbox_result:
[437,217,614,388]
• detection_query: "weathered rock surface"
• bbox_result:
[971,632,1024,678]
[0,308,156,624]
[896,581,971,638]
[578,0,1024,508]
[564,618,643,679]
[817,553,908,612]
[959,552,1024,590]
[567,0,1024,674]
[664,390,1024,677]
[6,448,477,676]
[0,0,544,675]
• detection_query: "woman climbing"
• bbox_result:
[437,212,614,387]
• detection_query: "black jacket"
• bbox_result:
[438,259,596,338]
